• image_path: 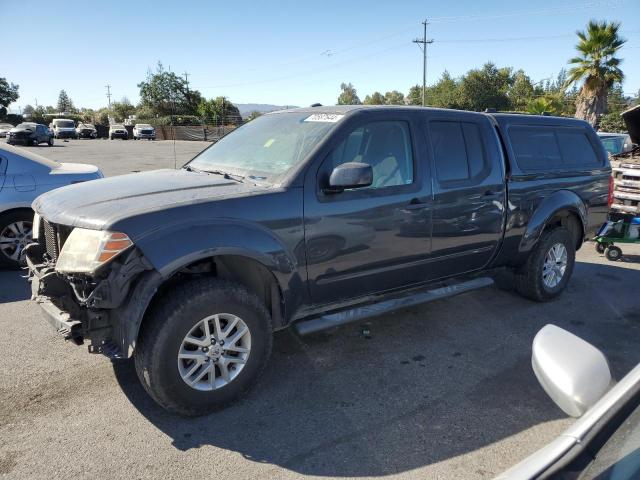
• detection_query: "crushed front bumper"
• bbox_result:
[25,243,159,358]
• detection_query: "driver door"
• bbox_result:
[303,115,433,305]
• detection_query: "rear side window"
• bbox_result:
[557,131,599,166]
[509,125,600,171]
[430,121,487,183]
[509,127,561,171]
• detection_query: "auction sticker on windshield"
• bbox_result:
[304,114,344,123]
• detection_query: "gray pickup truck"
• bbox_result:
[25,106,611,415]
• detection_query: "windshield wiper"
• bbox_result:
[184,165,244,182]
[203,169,245,182]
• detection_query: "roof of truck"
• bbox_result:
[269,105,592,128]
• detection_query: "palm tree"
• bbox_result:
[566,20,626,127]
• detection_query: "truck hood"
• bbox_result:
[33,168,270,230]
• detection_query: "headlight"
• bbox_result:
[55,228,133,274]
[32,212,41,241]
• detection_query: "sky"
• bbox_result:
[3,0,640,112]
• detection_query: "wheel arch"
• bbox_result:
[519,190,587,253]
[122,251,293,359]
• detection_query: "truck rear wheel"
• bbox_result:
[134,278,273,416]
[515,227,575,302]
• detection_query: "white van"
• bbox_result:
[50,118,77,139]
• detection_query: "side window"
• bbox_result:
[556,130,600,167]
[430,121,488,183]
[0,156,6,175]
[328,120,414,189]
[509,126,562,171]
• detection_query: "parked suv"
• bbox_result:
[109,124,128,140]
[133,123,156,140]
[6,123,54,146]
[50,119,77,139]
[26,106,610,415]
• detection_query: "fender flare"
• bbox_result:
[519,190,587,252]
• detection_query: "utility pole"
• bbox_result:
[183,72,190,91]
[105,84,112,108]
[413,19,433,106]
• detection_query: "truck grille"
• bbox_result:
[42,221,72,262]
[43,221,60,261]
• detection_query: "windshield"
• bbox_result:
[0,124,13,129]
[54,120,75,128]
[137,124,152,129]
[16,123,36,130]
[187,112,339,182]
[111,125,124,129]
[600,136,626,155]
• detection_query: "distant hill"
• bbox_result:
[236,103,298,116]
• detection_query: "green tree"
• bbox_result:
[384,90,405,105]
[337,82,361,105]
[57,90,74,113]
[22,104,35,116]
[566,20,626,126]
[197,97,241,125]
[458,63,513,111]
[112,97,136,121]
[509,70,535,111]
[598,112,626,132]
[425,71,462,108]
[363,91,386,105]
[138,61,203,116]
[406,85,422,106]
[526,96,562,115]
[0,77,19,118]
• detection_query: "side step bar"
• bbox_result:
[294,277,494,336]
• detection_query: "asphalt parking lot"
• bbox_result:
[1,140,640,479]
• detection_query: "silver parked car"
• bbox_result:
[0,143,103,268]
[496,325,640,479]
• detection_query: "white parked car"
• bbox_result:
[50,118,77,139]
[109,124,128,140]
[132,123,156,140]
[0,143,102,268]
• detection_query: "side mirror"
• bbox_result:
[325,162,372,193]
[532,325,612,418]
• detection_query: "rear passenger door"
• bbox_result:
[425,112,506,279]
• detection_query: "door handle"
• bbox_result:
[404,198,430,210]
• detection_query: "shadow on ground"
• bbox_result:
[0,271,30,304]
[107,259,638,477]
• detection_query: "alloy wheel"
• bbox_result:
[542,242,568,289]
[0,221,32,263]
[177,313,251,391]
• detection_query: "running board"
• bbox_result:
[294,277,494,336]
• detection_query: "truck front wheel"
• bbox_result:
[134,278,273,416]
[515,227,575,302]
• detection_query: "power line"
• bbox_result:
[413,20,434,106]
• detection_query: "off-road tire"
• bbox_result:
[595,242,606,254]
[515,227,575,302]
[134,278,273,416]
